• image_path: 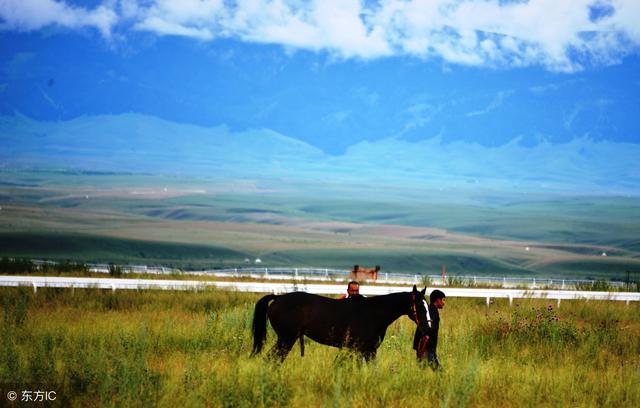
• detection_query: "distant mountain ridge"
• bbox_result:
[0,113,325,177]
[1,113,639,194]
[332,135,640,193]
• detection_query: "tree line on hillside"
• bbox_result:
[0,257,127,277]
[0,257,88,274]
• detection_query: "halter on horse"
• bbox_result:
[251,285,429,361]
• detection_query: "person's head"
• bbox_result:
[430,289,446,309]
[347,281,360,297]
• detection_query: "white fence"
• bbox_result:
[82,265,634,290]
[1,276,638,306]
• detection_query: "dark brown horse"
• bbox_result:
[251,285,428,361]
[350,264,381,281]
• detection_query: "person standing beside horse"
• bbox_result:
[338,280,362,299]
[413,289,446,369]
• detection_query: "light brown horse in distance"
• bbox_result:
[350,265,381,281]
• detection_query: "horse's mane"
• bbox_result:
[357,291,410,307]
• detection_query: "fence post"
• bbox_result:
[111,284,116,293]
[557,298,561,308]
[32,282,38,294]
[508,295,513,306]
[486,296,491,306]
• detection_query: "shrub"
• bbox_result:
[477,304,581,349]
[575,279,611,291]
[0,257,35,274]
[447,276,471,287]
[109,263,123,277]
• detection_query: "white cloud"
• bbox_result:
[465,90,514,117]
[0,0,117,38]
[221,0,392,58]
[609,0,640,43]
[563,103,583,130]
[131,0,223,40]
[404,103,436,130]
[323,109,352,124]
[529,83,560,95]
[135,15,214,40]
[1,0,639,71]
[351,86,380,106]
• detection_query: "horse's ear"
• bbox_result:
[412,284,417,292]
[421,287,426,296]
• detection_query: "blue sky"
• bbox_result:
[1,0,639,154]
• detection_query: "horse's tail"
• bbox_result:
[251,294,278,356]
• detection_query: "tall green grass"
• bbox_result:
[1,287,638,407]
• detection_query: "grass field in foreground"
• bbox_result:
[1,287,639,407]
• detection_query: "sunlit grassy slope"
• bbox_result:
[0,232,247,268]
[1,287,638,407]
[1,169,640,279]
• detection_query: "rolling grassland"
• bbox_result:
[1,170,640,279]
[1,287,639,407]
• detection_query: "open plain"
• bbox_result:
[1,169,639,280]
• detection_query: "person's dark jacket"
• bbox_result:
[412,303,440,353]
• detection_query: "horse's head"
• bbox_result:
[409,285,429,335]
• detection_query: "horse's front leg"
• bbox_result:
[351,341,377,362]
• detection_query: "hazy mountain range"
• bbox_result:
[1,113,639,194]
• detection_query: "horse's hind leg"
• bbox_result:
[363,348,377,362]
[268,336,296,362]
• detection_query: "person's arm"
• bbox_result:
[421,325,433,337]
[420,302,434,337]
[417,333,430,357]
